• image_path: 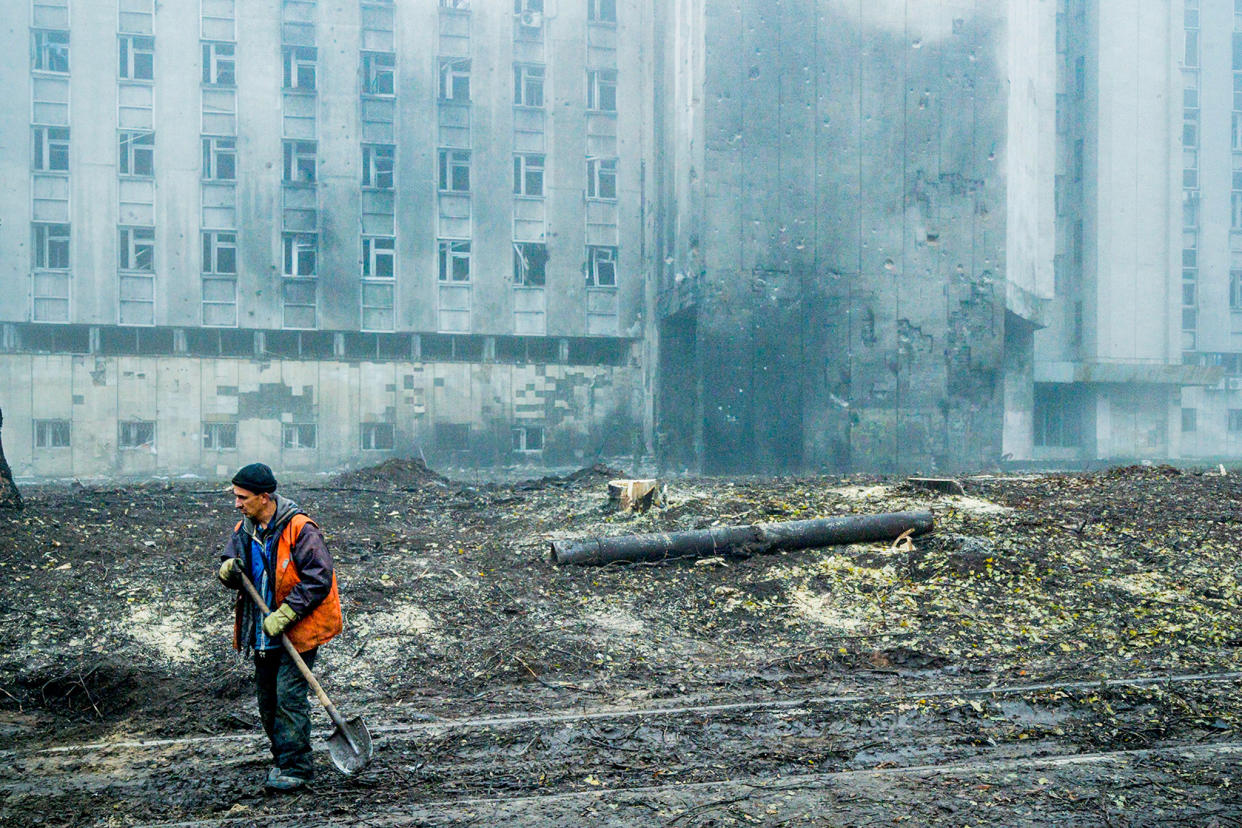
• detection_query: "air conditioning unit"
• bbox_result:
[518,10,543,28]
[1227,377,1242,391]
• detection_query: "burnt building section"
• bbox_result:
[0,0,651,479]
[655,1,1055,473]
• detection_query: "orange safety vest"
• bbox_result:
[233,513,343,653]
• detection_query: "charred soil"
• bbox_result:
[2,463,1242,825]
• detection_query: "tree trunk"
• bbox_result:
[0,407,23,511]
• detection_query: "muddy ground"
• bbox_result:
[1,462,1242,826]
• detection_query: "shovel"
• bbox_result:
[237,571,373,775]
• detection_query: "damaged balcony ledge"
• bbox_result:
[1035,360,1224,386]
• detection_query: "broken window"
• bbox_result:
[119,420,155,449]
[360,422,395,450]
[202,136,236,180]
[32,223,70,269]
[119,227,155,272]
[586,245,617,287]
[119,35,154,80]
[362,144,394,188]
[440,0,469,8]
[283,232,317,276]
[434,422,469,450]
[283,423,317,448]
[202,42,235,86]
[439,58,470,101]
[588,0,616,23]
[587,69,617,112]
[33,30,69,73]
[202,231,237,274]
[514,63,544,107]
[512,425,544,452]
[438,149,470,192]
[438,239,470,282]
[586,157,617,199]
[283,140,316,184]
[362,51,395,95]
[34,420,70,448]
[513,242,548,286]
[33,126,70,172]
[362,236,395,278]
[513,153,545,196]
[282,45,317,90]
[1033,383,1083,448]
[118,131,154,177]
[202,422,238,450]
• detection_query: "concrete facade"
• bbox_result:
[654,0,1057,474]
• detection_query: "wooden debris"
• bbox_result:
[607,479,664,512]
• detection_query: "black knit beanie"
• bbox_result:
[232,462,278,494]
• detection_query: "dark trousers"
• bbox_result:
[254,647,317,779]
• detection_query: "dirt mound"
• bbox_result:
[514,463,623,491]
[1106,464,1183,478]
[329,457,449,489]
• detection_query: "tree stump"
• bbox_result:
[0,407,23,511]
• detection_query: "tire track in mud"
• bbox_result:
[131,742,1242,828]
[4,670,1242,825]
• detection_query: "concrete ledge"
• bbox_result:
[1035,360,1223,387]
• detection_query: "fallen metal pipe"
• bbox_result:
[549,510,934,566]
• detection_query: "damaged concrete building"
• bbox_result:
[0,0,1228,478]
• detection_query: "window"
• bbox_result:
[1184,121,1198,148]
[33,223,70,269]
[586,246,617,286]
[439,58,470,101]
[203,275,237,327]
[1033,384,1082,448]
[361,422,395,450]
[586,157,617,199]
[440,0,469,8]
[362,144,394,189]
[1233,192,1242,231]
[1186,30,1199,67]
[438,149,470,192]
[282,45,316,90]
[588,0,616,23]
[283,423,317,448]
[283,233,317,276]
[514,64,544,107]
[1230,410,1242,434]
[362,236,395,278]
[362,52,395,95]
[438,240,471,282]
[1184,191,1200,229]
[119,131,155,177]
[283,279,317,328]
[35,420,70,448]
[202,42,235,86]
[1232,271,1242,309]
[1234,113,1242,151]
[435,422,469,450]
[203,231,237,274]
[512,424,544,452]
[361,281,393,330]
[202,136,236,180]
[1184,307,1198,331]
[513,242,548,286]
[119,420,155,449]
[587,69,617,112]
[202,422,238,450]
[1184,281,1197,307]
[119,35,154,80]
[513,153,545,196]
[283,140,316,184]
[1182,408,1197,433]
[33,30,69,73]
[33,126,69,172]
[119,227,155,272]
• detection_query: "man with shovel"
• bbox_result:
[217,462,342,792]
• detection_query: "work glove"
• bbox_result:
[218,557,242,589]
[262,603,299,638]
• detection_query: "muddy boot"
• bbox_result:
[264,767,308,793]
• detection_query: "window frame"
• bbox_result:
[587,0,617,24]
[202,422,238,451]
[513,153,545,197]
[118,34,154,81]
[512,424,544,453]
[202,135,236,181]
[119,226,155,273]
[282,232,318,277]
[32,30,70,73]
[362,143,395,189]
[438,148,471,193]
[283,140,317,185]
[438,239,471,282]
[282,44,317,91]
[513,241,548,286]
[586,245,617,287]
[438,58,471,102]
[586,157,618,200]
[361,51,395,96]
[202,41,236,86]
[362,235,395,278]
[360,422,395,451]
[32,223,70,270]
[514,63,545,107]
[282,423,318,449]
[587,68,617,112]
[118,130,155,177]
[118,420,156,449]
[202,230,237,275]
[33,126,70,172]
[34,419,71,449]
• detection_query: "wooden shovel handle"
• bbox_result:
[236,570,348,731]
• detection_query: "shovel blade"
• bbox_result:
[326,716,373,775]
